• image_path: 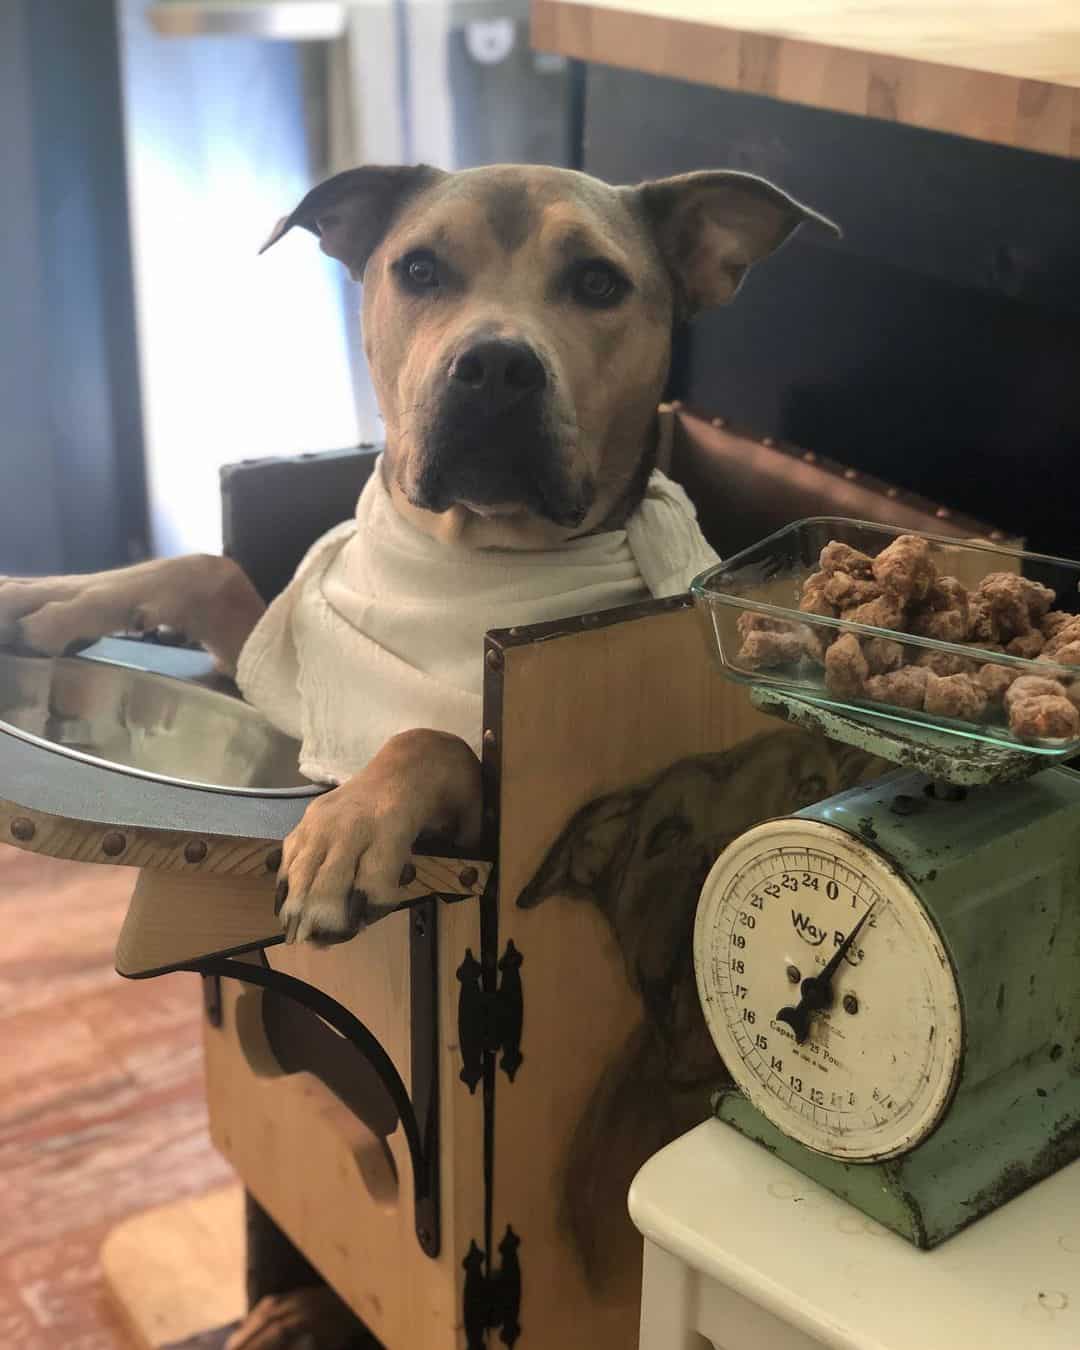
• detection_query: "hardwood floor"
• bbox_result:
[0,844,233,1348]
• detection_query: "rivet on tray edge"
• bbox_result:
[102,831,127,857]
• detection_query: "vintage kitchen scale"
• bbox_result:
[690,518,1080,1249]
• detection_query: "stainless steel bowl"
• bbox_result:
[0,651,320,797]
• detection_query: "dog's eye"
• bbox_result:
[399,250,441,291]
[572,261,628,308]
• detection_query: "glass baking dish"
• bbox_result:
[690,518,1080,758]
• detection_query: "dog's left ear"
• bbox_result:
[259,164,446,280]
[634,171,839,316]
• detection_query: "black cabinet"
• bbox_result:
[583,64,1080,555]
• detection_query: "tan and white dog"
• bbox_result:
[0,162,835,1347]
[0,163,834,950]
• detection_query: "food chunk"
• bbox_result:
[737,628,806,670]
[977,573,1054,640]
[1004,675,1068,710]
[864,637,905,675]
[845,593,907,631]
[865,667,928,710]
[1006,631,1045,659]
[872,535,934,603]
[924,672,989,721]
[1044,639,1080,667]
[977,663,1017,705]
[967,597,1000,645]
[820,541,874,579]
[737,611,794,639]
[1041,611,1076,640]
[1006,672,1079,739]
[823,572,883,609]
[799,572,837,618]
[1009,696,1080,741]
[913,649,975,677]
[926,576,969,614]
[824,633,868,698]
[910,607,968,643]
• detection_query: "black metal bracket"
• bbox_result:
[196,897,441,1258]
[409,899,440,1256]
[457,941,524,1093]
[464,1228,521,1349]
[202,972,222,1028]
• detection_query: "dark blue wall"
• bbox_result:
[0,0,147,574]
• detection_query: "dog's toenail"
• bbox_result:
[348,889,369,928]
[399,862,417,887]
[274,880,289,915]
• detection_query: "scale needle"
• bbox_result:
[777,900,877,1045]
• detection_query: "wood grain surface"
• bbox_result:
[0,844,230,1349]
[532,0,1080,157]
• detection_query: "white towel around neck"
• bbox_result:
[236,457,719,783]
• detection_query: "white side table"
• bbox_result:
[629,1120,1080,1350]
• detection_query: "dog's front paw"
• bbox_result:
[276,730,483,947]
[275,783,417,946]
[0,576,110,652]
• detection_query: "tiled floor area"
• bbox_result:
[0,844,232,1348]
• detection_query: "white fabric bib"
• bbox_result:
[236,458,719,783]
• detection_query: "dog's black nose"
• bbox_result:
[449,339,547,411]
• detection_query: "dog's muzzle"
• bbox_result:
[413,337,594,527]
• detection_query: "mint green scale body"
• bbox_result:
[715,758,1080,1248]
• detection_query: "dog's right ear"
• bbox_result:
[259,164,445,280]
[633,170,839,317]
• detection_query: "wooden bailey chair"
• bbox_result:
[0,408,1011,1349]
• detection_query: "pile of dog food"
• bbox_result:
[737,534,1080,741]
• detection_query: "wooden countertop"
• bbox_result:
[532,0,1080,158]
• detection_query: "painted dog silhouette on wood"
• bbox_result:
[518,727,883,1289]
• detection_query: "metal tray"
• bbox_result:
[0,645,319,796]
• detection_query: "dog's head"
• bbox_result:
[262,163,836,546]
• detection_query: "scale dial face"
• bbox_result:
[695,818,963,1161]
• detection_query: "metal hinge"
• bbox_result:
[457,942,524,1092]
[464,1228,521,1349]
